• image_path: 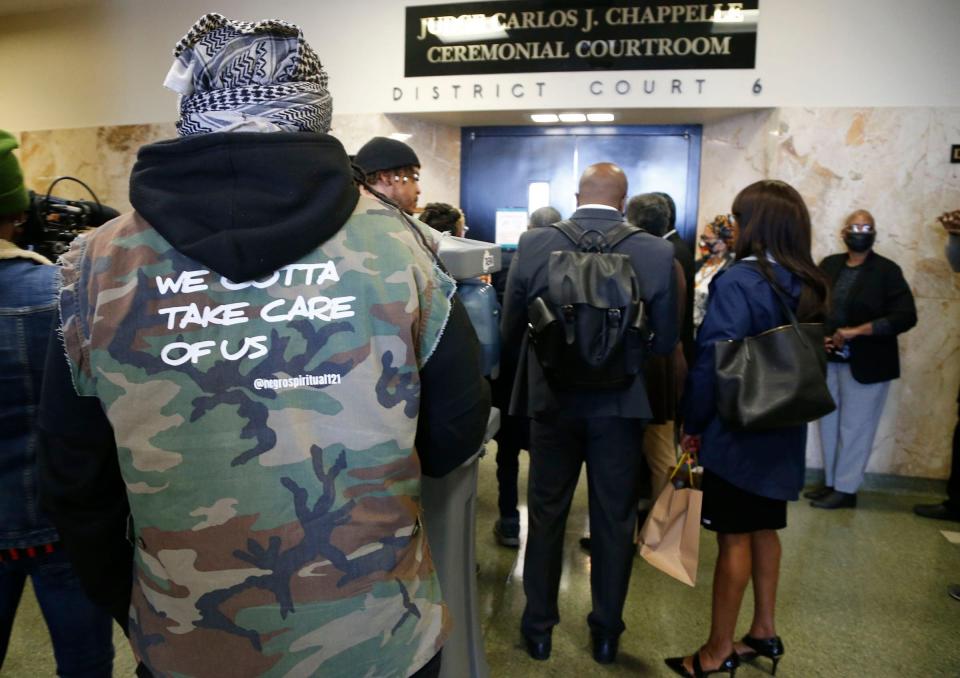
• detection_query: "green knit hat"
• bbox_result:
[0,130,30,216]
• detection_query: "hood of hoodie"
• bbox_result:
[130,132,360,282]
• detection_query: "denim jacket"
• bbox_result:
[0,239,60,548]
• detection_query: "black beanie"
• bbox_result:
[354,137,420,174]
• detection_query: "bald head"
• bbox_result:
[845,209,876,229]
[577,163,628,210]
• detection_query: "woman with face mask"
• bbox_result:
[692,214,737,334]
[806,210,917,509]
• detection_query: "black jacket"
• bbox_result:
[501,207,678,419]
[820,251,917,384]
[37,133,490,628]
[666,231,696,367]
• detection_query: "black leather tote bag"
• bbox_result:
[714,275,836,431]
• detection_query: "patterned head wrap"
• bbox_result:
[707,214,738,247]
[164,13,332,136]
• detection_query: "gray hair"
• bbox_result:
[625,193,671,236]
[529,206,562,229]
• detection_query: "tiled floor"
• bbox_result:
[5,447,960,676]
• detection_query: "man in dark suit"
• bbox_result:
[491,205,562,547]
[651,191,696,367]
[501,163,678,664]
[625,192,692,494]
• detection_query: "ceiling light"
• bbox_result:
[530,113,559,123]
[388,132,412,141]
[558,113,587,123]
[528,182,551,212]
[587,113,615,122]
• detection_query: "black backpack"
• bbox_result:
[527,219,650,391]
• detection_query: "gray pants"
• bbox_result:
[819,362,891,494]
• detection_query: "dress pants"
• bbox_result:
[494,412,527,519]
[521,415,645,642]
[0,548,114,677]
[643,421,677,498]
[819,362,891,494]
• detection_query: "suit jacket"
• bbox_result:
[491,247,515,306]
[820,251,917,384]
[643,260,687,424]
[667,231,696,367]
[501,207,679,420]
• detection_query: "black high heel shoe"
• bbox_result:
[665,650,739,677]
[737,635,785,675]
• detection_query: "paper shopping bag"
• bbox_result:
[638,479,703,587]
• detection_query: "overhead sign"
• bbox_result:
[405,1,758,77]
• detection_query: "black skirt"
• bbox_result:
[700,469,787,534]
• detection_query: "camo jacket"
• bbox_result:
[58,196,455,677]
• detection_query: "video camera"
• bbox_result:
[22,176,119,261]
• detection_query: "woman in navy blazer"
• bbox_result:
[666,181,828,678]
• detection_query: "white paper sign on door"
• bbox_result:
[495,208,528,246]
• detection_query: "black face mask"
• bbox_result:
[844,232,875,253]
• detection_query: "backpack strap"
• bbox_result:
[604,221,643,249]
[550,219,641,252]
[549,220,585,247]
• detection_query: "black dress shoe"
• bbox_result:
[810,490,857,509]
[523,634,551,661]
[592,635,618,664]
[493,517,521,547]
[802,485,832,500]
[737,635,784,675]
[949,584,960,602]
[665,650,739,676]
[913,502,960,522]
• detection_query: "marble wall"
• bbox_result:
[332,113,461,211]
[13,106,958,479]
[699,107,960,480]
[16,114,460,215]
[19,123,176,211]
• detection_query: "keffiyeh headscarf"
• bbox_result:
[165,13,332,136]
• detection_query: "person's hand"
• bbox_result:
[680,433,701,455]
[824,335,836,352]
[938,210,960,234]
[835,326,863,343]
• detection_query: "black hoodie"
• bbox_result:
[130,132,360,282]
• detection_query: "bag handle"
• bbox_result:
[669,451,695,487]
[741,260,810,346]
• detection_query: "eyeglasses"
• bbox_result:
[392,171,420,184]
[848,223,874,233]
